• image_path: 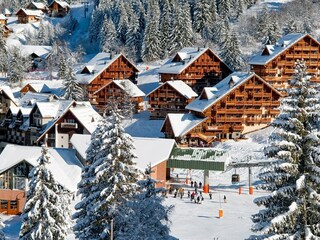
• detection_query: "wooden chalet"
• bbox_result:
[161,72,282,146]
[16,8,43,24]
[158,47,232,94]
[0,86,17,119]
[36,102,101,148]
[92,79,145,114]
[48,0,70,17]
[75,52,139,103]
[147,80,198,119]
[250,33,320,89]
[1,25,12,38]
[0,14,7,25]
[0,145,82,214]
[26,2,48,13]
[20,83,51,95]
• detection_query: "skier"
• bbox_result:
[209,192,212,200]
[224,195,227,203]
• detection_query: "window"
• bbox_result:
[10,201,17,210]
[0,200,7,210]
[14,177,26,190]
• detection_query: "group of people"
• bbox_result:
[190,190,204,204]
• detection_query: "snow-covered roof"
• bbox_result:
[17,45,52,59]
[49,0,70,8]
[158,47,226,74]
[29,2,47,10]
[69,102,102,133]
[37,102,102,142]
[186,72,281,113]
[70,134,176,169]
[0,145,83,192]
[0,14,6,20]
[18,106,33,117]
[94,79,145,97]
[75,52,139,84]
[36,100,72,118]
[4,9,11,15]
[147,80,198,99]
[21,83,51,93]
[186,72,253,112]
[16,8,43,17]
[249,33,310,65]
[162,113,207,137]
[0,86,17,105]
[18,92,57,106]
[8,106,19,116]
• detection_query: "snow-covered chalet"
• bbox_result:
[250,33,320,89]
[147,80,198,119]
[161,72,282,146]
[76,52,140,108]
[158,47,232,93]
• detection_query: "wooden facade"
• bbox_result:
[162,73,282,146]
[16,9,41,24]
[92,80,144,114]
[48,1,69,17]
[159,48,232,93]
[250,33,320,89]
[148,81,197,119]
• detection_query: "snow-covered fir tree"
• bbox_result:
[74,106,140,239]
[251,59,320,239]
[141,0,161,62]
[63,66,83,101]
[220,31,243,71]
[19,146,69,240]
[193,0,211,34]
[7,47,29,87]
[218,0,231,20]
[58,56,68,80]
[116,0,129,45]
[159,0,172,58]
[115,164,173,240]
[99,17,118,53]
[283,19,301,35]
[0,27,8,76]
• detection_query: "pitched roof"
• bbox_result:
[161,113,207,137]
[249,33,315,65]
[186,72,281,113]
[18,92,58,106]
[75,52,139,84]
[16,8,43,17]
[0,14,6,20]
[29,2,47,10]
[0,86,17,105]
[49,0,70,8]
[36,100,73,118]
[158,47,228,74]
[18,45,52,59]
[94,79,145,97]
[0,145,83,192]
[21,83,51,93]
[37,102,102,142]
[70,134,176,168]
[147,80,198,99]
[4,9,11,15]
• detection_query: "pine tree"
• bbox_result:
[19,146,69,240]
[0,26,8,76]
[220,31,243,71]
[7,47,28,87]
[115,164,173,240]
[99,17,118,53]
[141,0,161,62]
[63,66,84,101]
[218,0,231,20]
[58,56,68,80]
[193,0,211,34]
[159,0,171,58]
[251,60,320,239]
[116,0,129,45]
[74,106,140,239]
[125,6,141,61]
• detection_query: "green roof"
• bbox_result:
[168,147,226,171]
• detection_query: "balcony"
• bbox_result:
[269,109,280,115]
[61,122,78,129]
[244,109,262,114]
